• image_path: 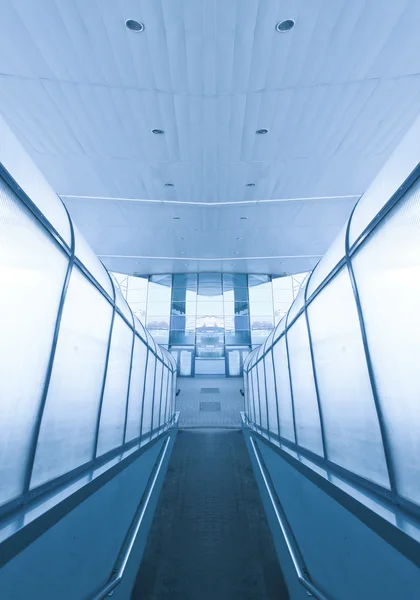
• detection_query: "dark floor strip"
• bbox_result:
[132,429,289,600]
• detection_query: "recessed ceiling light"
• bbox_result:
[184,263,189,266]
[152,128,164,135]
[240,216,248,220]
[256,128,269,135]
[180,251,186,255]
[234,251,239,255]
[236,237,242,240]
[276,19,295,32]
[231,264,236,267]
[165,182,174,187]
[246,183,256,187]
[173,216,180,220]
[125,19,145,32]
[178,236,184,240]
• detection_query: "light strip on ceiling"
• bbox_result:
[97,254,323,261]
[60,194,360,207]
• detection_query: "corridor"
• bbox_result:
[132,378,288,600]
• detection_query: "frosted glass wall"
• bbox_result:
[244,172,420,510]
[0,170,177,511]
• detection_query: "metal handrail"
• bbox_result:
[249,436,333,600]
[91,435,172,600]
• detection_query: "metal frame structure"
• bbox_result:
[243,161,420,521]
[0,163,177,522]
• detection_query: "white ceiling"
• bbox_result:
[1,0,420,275]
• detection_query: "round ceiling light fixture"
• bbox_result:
[236,237,242,240]
[151,128,164,135]
[173,216,180,220]
[256,128,269,135]
[240,216,248,220]
[246,183,256,187]
[178,236,184,240]
[233,251,239,255]
[276,19,295,32]
[165,182,174,187]
[125,19,145,32]
[180,251,186,255]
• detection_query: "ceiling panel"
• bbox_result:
[1,0,420,275]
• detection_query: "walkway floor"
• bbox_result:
[132,428,289,600]
[175,377,244,428]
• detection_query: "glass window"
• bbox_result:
[147,280,172,304]
[146,302,171,317]
[223,273,248,289]
[272,337,295,442]
[114,281,132,323]
[127,276,148,304]
[0,181,69,504]
[248,274,270,287]
[250,368,260,426]
[198,272,222,294]
[141,351,156,435]
[73,224,112,296]
[31,268,112,488]
[308,267,389,487]
[97,315,132,456]
[173,273,197,290]
[287,315,324,455]
[152,360,163,430]
[307,226,346,296]
[264,351,279,437]
[352,181,420,504]
[257,359,268,430]
[196,302,224,316]
[125,336,147,442]
[160,367,170,425]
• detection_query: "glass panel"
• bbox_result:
[257,359,268,430]
[198,272,222,294]
[173,273,197,290]
[287,315,323,455]
[223,273,248,289]
[251,367,260,426]
[147,302,171,317]
[97,314,132,456]
[73,224,112,295]
[307,225,346,296]
[160,367,169,424]
[179,349,193,376]
[264,351,279,436]
[272,336,295,442]
[196,302,223,316]
[127,276,148,304]
[125,336,147,442]
[114,282,132,323]
[141,352,155,435]
[0,180,68,505]
[227,350,241,376]
[31,268,112,487]
[308,267,389,487]
[352,181,420,503]
[248,274,270,287]
[147,280,172,304]
[287,278,308,323]
[248,281,272,303]
[152,360,163,430]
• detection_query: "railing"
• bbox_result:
[249,435,331,600]
[91,435,172,600]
